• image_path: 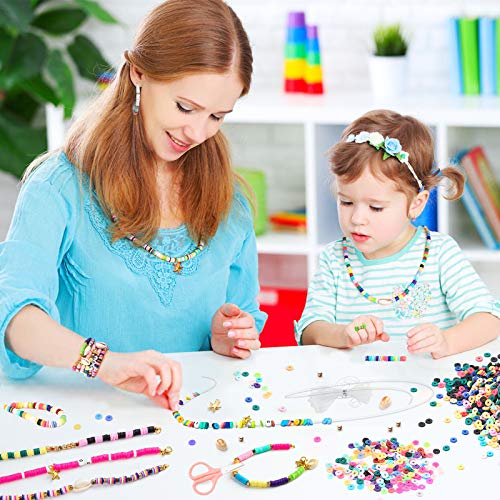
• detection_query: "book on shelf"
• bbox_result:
[497,19,500,95]
[448,17,464,95]
[478,17,496,95]
[459,146,500,243]
[458,18,480,95]
[269,210,307,233]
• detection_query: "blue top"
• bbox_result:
[0,152,266,379]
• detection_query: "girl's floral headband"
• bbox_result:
[346,131,424,191]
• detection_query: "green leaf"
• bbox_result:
[0,26,15,70]
[0,111,46,177]
[382,151,390,160]
[0,0,33,35]
[21,74,59,105]
[373,24,408,57]
[67,34,111,81]
[32,7,87,35]
[75,0,118,24]
[46,49,74,118]
[1,32,47,89]
[2,88,41,122]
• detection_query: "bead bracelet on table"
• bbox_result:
[3,402,67,428]
[0,464,169,500]
[0,425,161,461]
[0,446,172,485]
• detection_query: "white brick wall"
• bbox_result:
[83,0,500,94]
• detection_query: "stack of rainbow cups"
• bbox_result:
[284,12,324,94]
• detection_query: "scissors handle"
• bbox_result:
[189,462,221,496]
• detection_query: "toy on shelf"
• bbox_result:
[284,12,307,93]
[269,209,306,232]
[305,25,324,94]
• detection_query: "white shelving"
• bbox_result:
[224,91,500,292]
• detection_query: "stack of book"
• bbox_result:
[449,17,500,95]
[269,210,307,232]
[456,146,500,250]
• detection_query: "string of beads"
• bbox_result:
[0,464,169,500]
[0,425,161,461]
[0,446,172,484]
[3,402,67,428]
[342,226,431,305]
[231,443,317,488]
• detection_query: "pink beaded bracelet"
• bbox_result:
[72,338,108,378]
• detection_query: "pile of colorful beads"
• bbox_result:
[441,355,500,450]
[326,438,440,493]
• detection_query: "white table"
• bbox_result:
[1,340,498,499]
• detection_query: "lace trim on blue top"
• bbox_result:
[84,198,206,307]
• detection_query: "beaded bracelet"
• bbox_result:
[232,444,317,488]
[72,338,108,378]
[0,425,161,461]
[0,446,172,484]
[0,464,169,500]
[3,402,67,428]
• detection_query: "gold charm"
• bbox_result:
[216,438,227,451]
[47,465,60,480]
[173,261,182,274]
[379,395,392,410]
[296,456,318,470]
[208,399,221,412]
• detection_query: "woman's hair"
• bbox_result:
[329,110,464,204]
[61,0,252,243]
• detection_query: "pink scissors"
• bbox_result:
[189,460,245,495]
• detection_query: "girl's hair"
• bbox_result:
[44,0,252,244]
[329,109,464,204]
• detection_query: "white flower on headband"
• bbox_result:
[344,130,424,191]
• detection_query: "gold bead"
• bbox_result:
[216,439,227,451]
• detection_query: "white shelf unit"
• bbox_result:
[223,91,500,294]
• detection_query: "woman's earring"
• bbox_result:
[132,85,141,115]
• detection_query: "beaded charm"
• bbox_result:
[3,402,67,428]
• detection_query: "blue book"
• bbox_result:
[448,17,463,95]
[461,182,500,249]
[479,17,496,95]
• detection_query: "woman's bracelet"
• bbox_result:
[72,338,108,378]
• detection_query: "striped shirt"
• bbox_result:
[295,226,500,344]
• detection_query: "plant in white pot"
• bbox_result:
[369,24,409,98]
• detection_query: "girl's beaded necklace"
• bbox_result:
[0,464,169,500]
[342,226,431,305]
[0,425,160,461]
[111,215,204,274]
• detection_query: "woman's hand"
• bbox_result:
[407,323,449,358]
[344,315,389,347]
[211,303,260,359]
[97,350,182,410]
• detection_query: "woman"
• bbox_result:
[0,0,266,410]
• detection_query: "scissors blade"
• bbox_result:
[221,462,245,475]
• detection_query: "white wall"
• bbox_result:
[83,0,500,95]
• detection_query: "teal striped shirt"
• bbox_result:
[295,226,500,344]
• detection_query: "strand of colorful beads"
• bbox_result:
[0,464,169,500]
[0,446,172,485]
[231,444,317,488]
[3,402,67,428]
[0,425,160,461]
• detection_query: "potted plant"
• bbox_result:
[0,0,117,178]
[369,24,409,99]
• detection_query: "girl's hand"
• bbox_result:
[211,303,260,359]
[344,315,389,347]
[407,323,449,358]
[97,350,182,410]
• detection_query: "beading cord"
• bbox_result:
[231,444,317,488]
[0,464,169,500]
[0,446,173,485]
[342,226,431,305]
[3,402,67,428]
[0,425,161,461]
[111,215,205,275]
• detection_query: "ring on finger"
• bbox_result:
[354,323,367,332]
